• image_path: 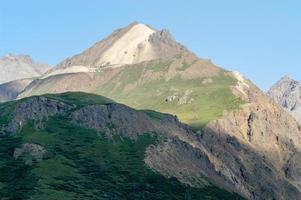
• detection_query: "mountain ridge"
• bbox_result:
[267,76,301,124]
[0,53,49,84]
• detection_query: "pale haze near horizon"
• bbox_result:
[0,0,300,91]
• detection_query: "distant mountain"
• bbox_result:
[267,76,301,124]
[0,78,33,102]
[0,53,49,84]
[13,22,301,199]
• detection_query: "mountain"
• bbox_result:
[18,22,237,129]
[0,92,242,199]
[267,76,301,124]
[2,92,301,200]
[13,22,301,199]
[0,53,50,84]
[0,78,33,102]
[44,22,186,78]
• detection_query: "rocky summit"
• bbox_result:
[267,76,301,124]
[44,22,186,78]
[0,54,50,102]
[0,78,34,102]
[1,22,301,200]
[0,53,49,84]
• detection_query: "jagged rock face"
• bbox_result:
[0,54,49,84]
[14,143,46,165]
[267,76,301,124]
[45,22,187,78]
[0,78,33,102]
[1,96,75,134]
[148,29,187,60]
[71,104,178,138]
[201,73,301,199]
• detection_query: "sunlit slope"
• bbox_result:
[19,54,243,129]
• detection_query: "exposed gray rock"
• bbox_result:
[14,143,46,165]
[1,96,75,134]
[0,78,33,102]
[71,103,184,139]
[267,76,301,124]
[148,29,188,60]
[149,29,179,48]
[0,54,49,84]
[165,95,178,102]
[201,127,301,200]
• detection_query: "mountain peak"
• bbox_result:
[279,75,295,83]
[267,75,301,124]
[0,53,50,84]
[126,21,155,30]
[54,23,188,74]
[273,75,300,90]
[3,53,33,63]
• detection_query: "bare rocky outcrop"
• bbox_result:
[199,72,301,199]
[0,54,49,84]
[71,104,159,138]
[14,143,46,165]
[267,76,301,124]
[148,29,187,59]
[70,103,192,139]
[165,90,193,105]
[1,96,75,134]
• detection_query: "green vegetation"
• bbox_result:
[0,100,18,125]
[177,60,197,71]
[40,92,113,106]
[0,93,244,199]
[95,62,243,130]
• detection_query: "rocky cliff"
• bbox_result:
[267,76,301,124]
[203,73,301,199]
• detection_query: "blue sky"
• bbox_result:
[0,0,300,91]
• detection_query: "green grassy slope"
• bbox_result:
[0,93,243,200]
[94,60,243,130]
